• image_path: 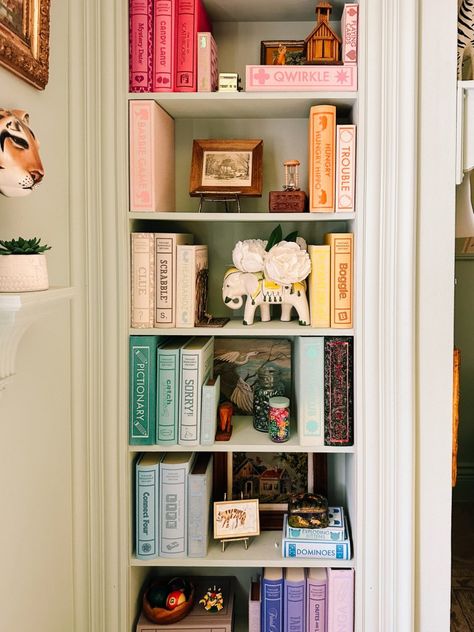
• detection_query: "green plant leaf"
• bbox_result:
[284,230,298,243]
[265,224,283,251]
[0,236,51,254]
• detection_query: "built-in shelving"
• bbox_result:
[125,0,360,628]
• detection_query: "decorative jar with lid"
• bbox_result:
[268,396,290,443]
[252,366,284,432]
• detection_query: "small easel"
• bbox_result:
[218,493,252,552]
[198,191,242,213]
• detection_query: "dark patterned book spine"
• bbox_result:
[324,337,354,446]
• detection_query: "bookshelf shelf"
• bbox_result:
[129,416,356,453]
[129,211,356,222]
[130,320,354,337]
[128,91,358,119]
[131,530,356,568]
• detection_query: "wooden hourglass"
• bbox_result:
[269,159,308,212]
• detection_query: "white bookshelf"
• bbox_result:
[126,0,360,629]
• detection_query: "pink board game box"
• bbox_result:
[245,65,357,92]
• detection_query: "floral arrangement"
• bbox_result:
[231,225,311,285]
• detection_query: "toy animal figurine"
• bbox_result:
[0,109,44,197]
[222,268,310,326]
[275,43,287,65]
[458,0,474,79]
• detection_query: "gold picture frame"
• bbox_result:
[213,498,261,540]
[189,139,263,197]
[0,0,51,90]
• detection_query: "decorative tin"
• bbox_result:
[288,492,329,528]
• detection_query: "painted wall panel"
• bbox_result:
[0,1,74,631]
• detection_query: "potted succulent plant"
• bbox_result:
[0,237,51,292]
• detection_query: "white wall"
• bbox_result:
[0,2,74,631]
[454,257,474,500]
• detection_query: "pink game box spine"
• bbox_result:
[245,65,357,92]
[129,0,153,92]
[327,568,355,632]
[197,32,218,92]
[153,0,175,91]
[336,124,357,213]
[342,4,359,65]
[175,0,211,92]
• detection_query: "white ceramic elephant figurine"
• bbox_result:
[222,267,310,326]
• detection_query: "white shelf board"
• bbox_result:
[129,416,355,453]
[129,211,356,222]
[128,92,357,119]
[0,286,74,312]
[131,530,355,567]
[0,286,75,394]
[130,320,354,337]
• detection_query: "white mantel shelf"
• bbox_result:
[0,286,75,393]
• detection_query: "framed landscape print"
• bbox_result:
[189,139,263,197]
[213,452,327,530]
[0,0,50,89]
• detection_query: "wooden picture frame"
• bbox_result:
[213,498,260,540]
[260,40,306,65]
[0,0,51,89]
[213,452,327,530]
[189,139,263,197]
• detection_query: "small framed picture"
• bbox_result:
[260,40,306,65]
[189,139,263,197]
[213,498,261,540]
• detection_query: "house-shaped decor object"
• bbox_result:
[305,1,341,64]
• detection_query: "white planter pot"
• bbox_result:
[0,254,49,292]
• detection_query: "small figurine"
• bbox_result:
[275,43,287,65]
[305,1,341,65]
[199,585,224,612]
[269,160,308,212]
[216,401,233,441]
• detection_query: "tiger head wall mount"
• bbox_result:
[0,109,44,198]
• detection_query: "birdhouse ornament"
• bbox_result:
[305,1,341,64]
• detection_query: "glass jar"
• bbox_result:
[268,396,290,443]
[253,366,284,432]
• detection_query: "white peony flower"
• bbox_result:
[263,240,311,284]
[232,239,267,273]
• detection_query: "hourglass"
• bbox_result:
[269,159,308,212]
